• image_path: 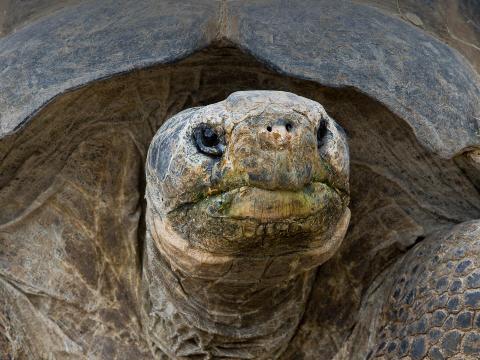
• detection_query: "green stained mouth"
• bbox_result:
[202,182,341,222]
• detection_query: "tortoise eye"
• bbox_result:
[193,124,224,157]
[317,119,328,148]
[202,126,219,147]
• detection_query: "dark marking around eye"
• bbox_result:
[317,119,328,147]
[193,124,224,157]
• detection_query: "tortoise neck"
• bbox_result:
[141,225,315,359]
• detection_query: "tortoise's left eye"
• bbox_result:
[193,124,224,157]
[317,119,329,148]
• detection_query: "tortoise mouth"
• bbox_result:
[164,181,348,256]
[202,182,342,222]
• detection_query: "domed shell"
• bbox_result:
[0,0,478,158]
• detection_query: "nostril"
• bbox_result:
[285,123,292,132]
[267,126,272,132]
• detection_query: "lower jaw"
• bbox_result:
[150,206,350,283]
[167,183,346,256]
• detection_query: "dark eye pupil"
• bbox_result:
[194,124,224,157]
[203,127,219,147]
[317,119,328,146]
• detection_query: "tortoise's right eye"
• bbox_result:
[193,124,224,157]
[317,119,328,148]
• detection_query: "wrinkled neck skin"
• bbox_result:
[141,206,317,360]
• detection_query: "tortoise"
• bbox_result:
[0,1,479,359]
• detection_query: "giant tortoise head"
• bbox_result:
[0,1,479,359]
[146,91,349,260]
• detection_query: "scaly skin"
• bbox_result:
[370,220,480,360]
